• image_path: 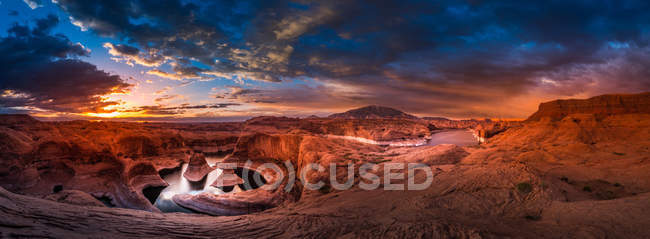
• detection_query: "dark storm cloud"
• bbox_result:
[229,87,263,98]
[171,63,206,78]
[135,103,241,115]
[111,43,139,56]
[54,0,650,117]
[0,15,131,113]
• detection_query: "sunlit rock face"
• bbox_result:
[154,158,224,213]
[210,169,244,192]
[482,93,650,202]
[0,111,501,215]
[116,136,160,158]
[172,167,271,215]
[526,92,650,122]
[244,116,433,142]
[170,134,305,216]
[494,93,650,146]
[0,118,242,212]
[183,152,213,182]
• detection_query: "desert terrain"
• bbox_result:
[0,93,649,238]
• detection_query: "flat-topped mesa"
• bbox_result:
[526,92,650,122]
[183,152,213,182]
[328,105,419,120]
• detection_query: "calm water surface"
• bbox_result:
[427,129,478,146]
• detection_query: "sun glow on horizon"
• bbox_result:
[82,111,144,118]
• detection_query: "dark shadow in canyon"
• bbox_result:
[93,195,116,208]
[218,185,235,193]
[142,186,166,205]
[189,177,208,191]
[52,185,63,193]
[158,165,182,179]
[234,167,267,191]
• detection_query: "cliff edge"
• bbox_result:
[526,92,650,122]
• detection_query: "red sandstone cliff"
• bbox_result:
[183,152,213,182]
[526,92,650,122]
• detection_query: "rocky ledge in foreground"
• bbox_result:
[43,190,107,207]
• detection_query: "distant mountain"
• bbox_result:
[328,105,418,119]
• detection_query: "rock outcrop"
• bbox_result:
[43,190,107,207]
[183,152,213,182]
[173,134,304,215]
[526,92,650,122]
[210,169,244,188]
[0,117,241,212]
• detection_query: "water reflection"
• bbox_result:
[154,157,223,213]
[427,129,479,146]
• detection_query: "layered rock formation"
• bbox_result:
[183,152,213,182]
[244,116,431,142]
[210,169,244,190]
[483,93,650,203]
[423,117,520,140]
[243,106,516,143]
[526,92,650,121]
[174,134,304,215]
[0,117,237,212]
[43,190,107,207]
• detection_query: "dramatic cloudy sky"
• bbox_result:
[1,0,650,121]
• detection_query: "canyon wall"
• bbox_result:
[526,92,650,122]
[0,117,242,211]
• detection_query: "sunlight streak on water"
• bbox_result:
[204,168,223,192]
[154,157,224,212]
